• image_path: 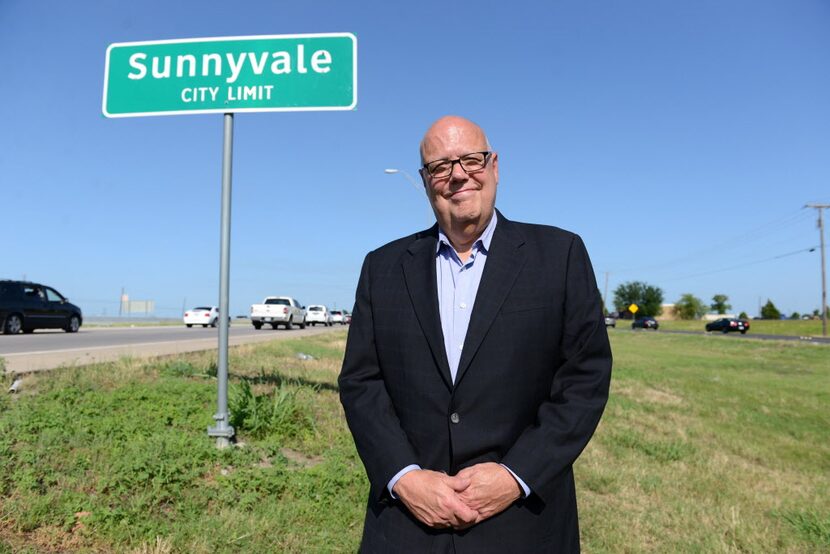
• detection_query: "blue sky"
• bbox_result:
[2,0,828,318]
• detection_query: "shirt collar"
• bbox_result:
[436,211,498,256]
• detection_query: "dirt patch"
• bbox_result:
[280,447,323,468]
[0,520,98,554]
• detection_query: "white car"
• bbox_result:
[330,309,347,325]
[184,306,219,328]
[250,296,307,330]
[306,305,332,326]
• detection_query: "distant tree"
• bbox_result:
[790,312,801,320]
[813,309,821,318]
[711,294,731,315]
[760,299,781,320]
[675,293,707,320]
[738,311,749,319]
[613,281,664,318]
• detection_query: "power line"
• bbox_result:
[658,245,818,282]
[613,208,813,274]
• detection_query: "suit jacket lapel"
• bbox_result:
[401,226,454,390]
[455,213,527,387]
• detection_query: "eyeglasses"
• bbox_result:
[420,151,492,179]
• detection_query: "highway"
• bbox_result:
[0,323,346,374]
[4,323,827,376]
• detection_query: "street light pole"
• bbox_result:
[384,168,422,191]
[384,168,433,222]
[603,271,610,314]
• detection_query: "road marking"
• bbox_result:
[1,339,219,358]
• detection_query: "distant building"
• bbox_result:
[702,313,736,321]
[659,304,677,320]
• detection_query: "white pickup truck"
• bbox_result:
[250,296,306,330]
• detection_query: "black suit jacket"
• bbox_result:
[339,212,612,553]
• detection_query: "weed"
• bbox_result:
[205,360,217,378]
[159,360,198,377]
[777,509,830,547]
[228,380,314,440]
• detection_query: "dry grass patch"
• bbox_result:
[128,536,174,554]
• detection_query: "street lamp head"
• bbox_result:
[384,169,399,174]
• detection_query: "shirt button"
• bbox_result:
[450,412,460,424]
[459,302,467,309]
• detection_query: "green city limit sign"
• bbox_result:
[103,33,357,117]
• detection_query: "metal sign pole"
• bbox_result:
[103,33,357,448]
[208,113,236,447]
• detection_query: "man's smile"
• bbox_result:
[448,187,478,199]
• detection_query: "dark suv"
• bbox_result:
[0,280,83,334]
[705,318,749,334]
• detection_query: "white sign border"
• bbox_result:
[102,32,358,118]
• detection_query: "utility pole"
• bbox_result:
[805,204,829,337]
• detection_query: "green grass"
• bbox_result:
[0,334,364,553]
[1,330,828,552]
[657,317,826,336]
[580,331,829,552]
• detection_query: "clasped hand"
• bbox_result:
[392,463,521,530]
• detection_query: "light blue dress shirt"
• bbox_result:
[388,213,531,498]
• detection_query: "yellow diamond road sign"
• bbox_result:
[629,303,639,314]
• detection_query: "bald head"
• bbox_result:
[417,115,499,253]
[419,116,491,164]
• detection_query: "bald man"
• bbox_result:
[339,116,612,553]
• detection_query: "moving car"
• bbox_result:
[0,280,83,334]
[604,315,616,328]
[183,306,220,328]
[705,317,749,334]
[250,296,306,330]
[631,316,659,330]
[330,309,347,325]
[306,304,332,326]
